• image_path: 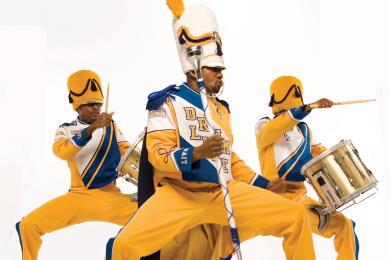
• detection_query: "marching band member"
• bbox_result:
[255,75,360,259]
[14,70,138,260]
[14,69,212,260]
[106,3,316,260]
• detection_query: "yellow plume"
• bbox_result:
[166,0,185,19]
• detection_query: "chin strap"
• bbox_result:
[206,82,225,98]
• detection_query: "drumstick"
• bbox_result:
[309,99,376,108]
[105,83,110,113]
[103,83,110,137]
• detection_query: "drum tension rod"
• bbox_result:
[320,163,343,194]
[351,144,378,183]
[345,150,366,180]
[333,155,356,187]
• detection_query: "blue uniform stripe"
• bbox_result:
[88,126,120,189]
[82,126,112,186]
[105,208,141,259]
[278,123,313,181]
[252,175,270,189]
[172,84,203,111]
[352,220,360,259]
[178,136,219,183]
[15,221,23,257]
[105,237,115,260]
[82,123,121,189]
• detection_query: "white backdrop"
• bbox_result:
[1,0,389,259]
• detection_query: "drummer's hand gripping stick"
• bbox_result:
[184,45,243,260]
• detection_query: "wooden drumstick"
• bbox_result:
[103,83,110,137]
[309,99,376,109]
[105,83,110,113]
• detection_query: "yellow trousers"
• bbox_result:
[106,180,316,260]
[16,184,138,260]
[295,195,359,260]
[16,184,220,260]
[219,194,360,260]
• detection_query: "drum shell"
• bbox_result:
[120,142,142,180]
[302,139,377,213]
[117,129,145,182]
[334,144,374,188]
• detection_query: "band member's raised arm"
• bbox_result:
[255,106,311,148]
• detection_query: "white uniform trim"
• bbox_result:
[274,126,304,168]
[54,120,127,176]
[147,103,176,133]
[249,173,260,185]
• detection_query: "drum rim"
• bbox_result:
[323,180,377,214]
[301,139,352,175]
[117,128,146,172]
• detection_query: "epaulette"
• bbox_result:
[145,84,180,111]
[216,98,230,113]
[59,120,77,127]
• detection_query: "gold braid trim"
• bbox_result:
[74,98,104,109]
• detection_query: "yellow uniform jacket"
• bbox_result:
[255,106,327,199]
[52,117,130,190]
[146,83,270,190]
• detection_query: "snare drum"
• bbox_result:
[301,139,378,214]
[117,129,146,186]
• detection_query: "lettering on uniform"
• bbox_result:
[149,110,166,118]
[181,148,189,164]
[198,117,209,132]
[214,129,222,136]
[189,126,201,140]
[71,130,82,136]
[223,140,231,155]
[221,159,229,173]
[184,107,196,120]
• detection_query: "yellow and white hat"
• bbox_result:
[67,70,104,111]
[269,76,304,114]
[168,0,225,74]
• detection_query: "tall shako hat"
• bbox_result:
[167,0,225,74]
[269,76,304,114]
[67,70,104,111]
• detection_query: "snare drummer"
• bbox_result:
[255,76,360,260]
[15,70,138,260]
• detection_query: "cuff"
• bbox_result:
[252,175,270,189]
[172,147,194,173]
[70,128,91,148]
[287,105,311,122]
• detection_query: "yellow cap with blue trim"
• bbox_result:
[67,70,104,111]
